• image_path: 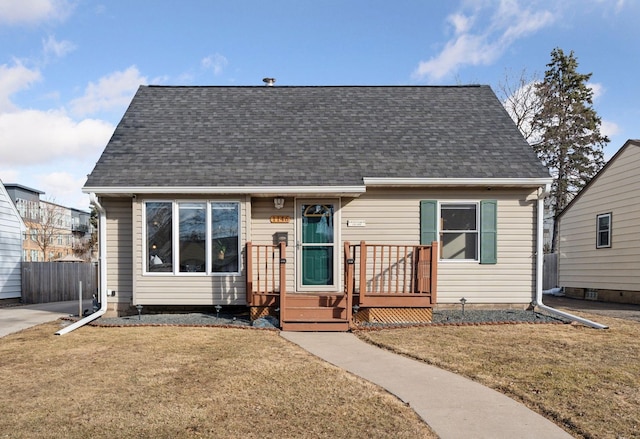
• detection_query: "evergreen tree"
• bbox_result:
[532,48,609,252]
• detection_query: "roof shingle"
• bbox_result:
[84,85,549,189]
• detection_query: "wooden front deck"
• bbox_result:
[246,241,438,331]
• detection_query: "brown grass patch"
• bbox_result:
[0,323,435,439]
[357,311,640,439]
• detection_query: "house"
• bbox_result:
[557,139,640,305]
[83,84,552,330]
[0,179,26,300]
[3,183,93,262]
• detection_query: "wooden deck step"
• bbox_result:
[281,292,350,331]
[285,306,347,320]
[285,294,347,307]
[281,319,349,332]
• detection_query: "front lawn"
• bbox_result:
[0,324,434,439]
[358,311,640,439]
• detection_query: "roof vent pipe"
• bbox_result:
[263,77,276,86]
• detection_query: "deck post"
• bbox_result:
[358,241,367,306]
[431,241,439,305]
[278,241,287,325]
[246,242,253,306]
[344,242,354,325]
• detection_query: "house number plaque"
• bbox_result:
[270,215,291,224]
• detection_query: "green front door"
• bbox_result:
[298,201,337,290]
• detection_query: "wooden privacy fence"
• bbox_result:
[543,253,558,291]
[21,262,98,304]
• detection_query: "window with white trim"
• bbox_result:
[145,201,240,275]
[440,203,478,260]
[147,202,173,272]
[596,213,611,248]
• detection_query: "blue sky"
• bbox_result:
[0,0,637,210]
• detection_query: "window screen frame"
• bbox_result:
[143,199,241,276]
[439,202,479,262]
[596,212,612,249]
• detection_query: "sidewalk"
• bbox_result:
[0,301,91,338]
[281,331,572,439]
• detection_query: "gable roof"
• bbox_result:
[0,179,26,233]
[84,85,550,194]
[557,139,640,220]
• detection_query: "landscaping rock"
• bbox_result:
[252,316,280,328]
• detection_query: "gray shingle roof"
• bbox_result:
[84,85,549,189]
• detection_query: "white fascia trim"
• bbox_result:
[363,177,553,187]
[82,185,367,196]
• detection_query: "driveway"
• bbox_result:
[0,301,92,338]
[543,295,640,323]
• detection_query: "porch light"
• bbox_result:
[274,197,285,210]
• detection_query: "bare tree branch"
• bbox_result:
[495,68,541,143]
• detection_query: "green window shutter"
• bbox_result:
[420,200,438,245]
[480,200,497,264]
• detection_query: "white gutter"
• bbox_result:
[56,194,108,335]
[82,185,367,196]
[363,177,554,187]
[533,184,608,329]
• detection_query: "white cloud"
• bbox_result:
[70,66,147,116]
[413,0,556,82]
[37,171,91,210]
[595,0,627,13]
[601,120,620,139]
[202,53,229,76]
[449,13,473,34]
[588,82,604,100]
[0,0,72,25]
[0,109,113,165]
[0,62,41,112]
[43,35,76,59]
[0,168,20,183]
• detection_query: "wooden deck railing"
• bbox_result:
[348,241,438,307]
[245,242,286,306]
[247,240,437,310]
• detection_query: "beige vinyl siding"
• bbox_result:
[114,188,538,306]
[559,144,640,291]
[341,188,537,304]
[103,198,133,305]
[132,195,249,305]
[249,197,296,293]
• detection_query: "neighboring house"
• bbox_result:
[557,139,640,305]
[83,84,552,330]
[3,183,93,262]
[0,179,26,300]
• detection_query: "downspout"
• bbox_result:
[56,194,108,335]
[533,184,608,329]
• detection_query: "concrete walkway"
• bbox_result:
[281,331,572,439]
[0,301,91,338]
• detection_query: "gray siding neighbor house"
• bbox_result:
[0,179,26,300]
[558,139,640,305]
[83,85,552,330]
